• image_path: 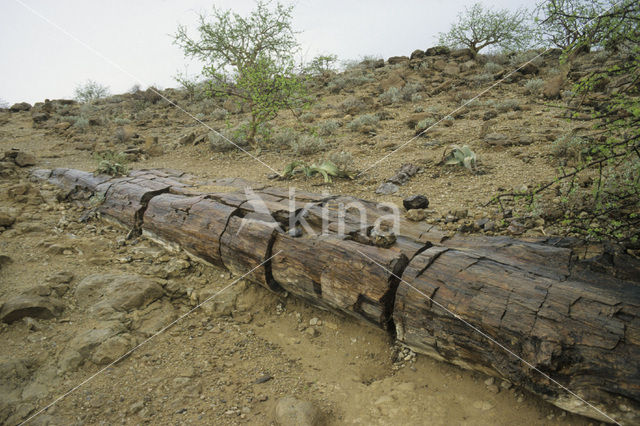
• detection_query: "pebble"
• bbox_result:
[309,317,319,326]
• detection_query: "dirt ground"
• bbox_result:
[0,49,616,425]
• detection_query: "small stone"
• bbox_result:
[453,209,468,220]
[487,384,500,394]
[305,327,318,338]
[507,221,526,235]
[406,209,427,222]
[375,182,399,195]
[14,152,36,167]
[500,380,512,390]
[275,397,319,426]
[309,317,319,326]
[403,195,429,210]
[484,377,495,386]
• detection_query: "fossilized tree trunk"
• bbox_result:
[32,167,640,425]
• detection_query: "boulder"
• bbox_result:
[75,274,164,315]
[274,397,319,426]
[387,56,409,65]
[14,152,36,167]
[9,102,31,112]
[0,212,15,227]
[403,195,429,210]
[450,48,473,60]
[0,295,64,323]
[410,49,425,60]
[425,46,450,56]
[519,62,539,75]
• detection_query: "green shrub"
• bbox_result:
[340,96,367,114]
[94,151,128,176]
[471,73,493,86]
[113,117,130,125]
[208,128,249,152]
[73,117,89,131]
[211,108,228,120]
[300,112,315,123]
[416,118,436,133]
[443,145,477,172]
[379,87,401,105]
[551,135,588,161]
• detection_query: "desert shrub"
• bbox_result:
[271,127,298,148]
[592,50,609,63]
[208,128,249,152]
[300,112,315,123]
[379,87,401,105]
[400,83,421,101]
[94,151,128,176]
[496,99,520,112]
[561,90,575,100]
[413,105,425,113]
[115,126,133,143]
[443,145,477,172]
[340,96,367,114]
[113,117,130,125]
[360,56,384,69]
[73,117,89,131]
[471,73,493,86]
[316,119,340,136]
[416,118,437,132]
[426,105,442,114]
[347,114,379,132]
[328,151,354,171]
[210,108,228,120]
[327,73,374,93]
[74,80,110,103]
[524,78,544,95]
[291,134,327,155]
[484,62,502,73]
[509,51,544,67]
[551,135,588,161]
[194,112,206,121]
[411,93,423,103]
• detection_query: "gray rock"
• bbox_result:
[9,102,31,112]
[484,133,510,146]
[0,212,15,227]
[406,209,428,222]
[507,221,526,235]
[387,163,420,185]
[387,56,409,65]
[274,397,319,426]
[0,295,64,323]
[75,274,164,315]
[403,195,429,210]
[425,46,450,56]
[375,182,399,195]
[14,152,36,167]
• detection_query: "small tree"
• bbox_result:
[438,3,533,56]
[74,80,110,103]
[304,54,338,76]
[537,0,639,51]
[173,1,308,146]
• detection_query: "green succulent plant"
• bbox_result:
[443,145,477,172]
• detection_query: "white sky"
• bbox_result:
[0,0,531,105]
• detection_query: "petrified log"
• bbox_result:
[393,242,640,424]
[31,168,640,424]
[142,193,237,267]
[271,233,408,327]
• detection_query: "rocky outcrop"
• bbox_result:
[31,167,640,425]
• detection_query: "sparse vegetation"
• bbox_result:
[524,78,544,95]
[328,151,354,172]
[484,62,502,73]
[173,1,308,146]
[282,159,352,183]
[316,119,340,136]
[551,134,587,161]
[443,145,477,172]
[94,151,129,176]
[305,54,338,75]
[438,2,533,56]
[291,134,327,155]
[74,80,110,103]
[496,99,520,112]
[347,114,379,133]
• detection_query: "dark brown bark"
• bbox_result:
[32,168,640,424]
